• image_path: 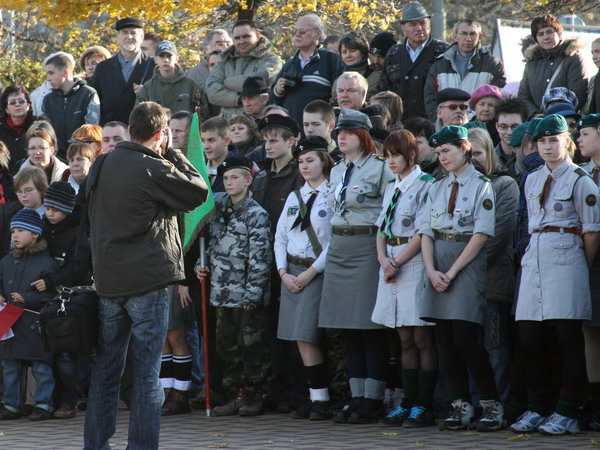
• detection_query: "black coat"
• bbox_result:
[91,52,155,125]
[0,239,60,363]
[0,111,36,173]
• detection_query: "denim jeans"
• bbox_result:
[84,288,169,450]
[2,359,54,412]
[483,301,513,402]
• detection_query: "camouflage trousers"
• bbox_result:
[215,306,270,390]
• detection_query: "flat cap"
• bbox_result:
[115,17,143,31]
[437,88,471,105]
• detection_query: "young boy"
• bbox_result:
[136,41,200,115]
[42,53,100,155]
[201,117,236,193]
[303,100,341,161]
[195,156,272,417]
[0,209,61,421]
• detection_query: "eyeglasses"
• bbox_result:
[16,187,36,196]
[27,146,51,153]
[439,104,468,111]
[457,31,479,38]
[497,124,520,130]
[7,98,27,106]
[294,28,317,35]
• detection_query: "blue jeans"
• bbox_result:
[84,288,169,450]
[483,301,513,402]
[2,359,54,412]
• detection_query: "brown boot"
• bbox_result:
[213,388,246,416]
[239,388,264,417]
[161,389,191,416]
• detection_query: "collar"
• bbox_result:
[345,152,370,169]
[118,50,142,65]
[394,165,422,193]
[448,163,477,186]
[454,48,475,60]
[545,157,572,179]
[406,38,429,53]
[298,46,320,63]
[300,180,328,196]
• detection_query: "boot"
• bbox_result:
[239,388,265,417]
[213,388,247,416]
[161,389,192,416]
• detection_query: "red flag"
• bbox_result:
[0,304,23,338]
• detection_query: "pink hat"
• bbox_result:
[469,85,503,110]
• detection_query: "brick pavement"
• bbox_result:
[0,409,598,449]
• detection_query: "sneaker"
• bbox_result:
[476,401,505,432]
[53,405,76,419]
[309,401,332,421]
[213,389,246,416]
[348,398,384,424]
[403,405,435,428]
[239,389,264,417]
[30,407,52,421]
[289,401,312,419]
[538,412,580,436]
[439,401,475,431]
[379,405,409,427]
[161,389,191,416]
[333,397,363,423]
[0,406,20,420]
[509,410,547,433]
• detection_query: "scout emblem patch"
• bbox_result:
[586,194,597,206]
[287,206,299,216]
[482,199,493,210]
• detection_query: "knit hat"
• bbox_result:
[369,32,397,57]
[468,84,503,111]
[578,114,600,131]
[429,126,468,147]
[532,114,568,141]
[44,182,76,215]
[510,123,529,147]
[334,108,372,132]
[11,209,42,235]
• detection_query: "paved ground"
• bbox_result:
[1,408,599,449]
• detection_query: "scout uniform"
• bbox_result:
[371,165,434,328]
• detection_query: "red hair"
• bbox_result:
[338,128,376,155]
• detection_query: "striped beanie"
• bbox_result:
[44,182,76,215]
[11,209,42,235]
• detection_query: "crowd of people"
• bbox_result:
[0,1,600,447]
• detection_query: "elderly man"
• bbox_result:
[207,20,281,119]
[435,88,470,129]
[92,17,155,125]
[271,14,343,127]
[378,2,449,120]
[186,29,232,89]
[424,19,506,120]
[240,76,269,120]
[336,72,369,111]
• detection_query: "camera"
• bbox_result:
[282,71,302,92]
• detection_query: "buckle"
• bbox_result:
[446,232,456,242]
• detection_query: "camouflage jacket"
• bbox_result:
[206,192,272,308]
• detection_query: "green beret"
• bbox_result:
[463,121,487,130]
[578,114,600,131]
[532,114,568,141]
[526,117,542,135]
[428,126,468,148]
[510,123,529,147]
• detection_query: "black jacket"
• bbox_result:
[0,111,36,173]
[92,52,155,125]
[87,141,208,298]
[0,201,22,259]
[379,38,449,120]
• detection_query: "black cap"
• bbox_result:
[115,17,143,31]
[437,88,471,105]
[155,41,177,56]
[239,75,269,97]
[369,32,397,57]
[369,127,390,144]
[258,114,300,136]
[217,156,253,177]
[293,136,329,159]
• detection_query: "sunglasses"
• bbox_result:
[68,138,97,144]
[439,104,468,111]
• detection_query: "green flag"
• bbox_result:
[183,112,216,254]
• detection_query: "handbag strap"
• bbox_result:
[542,60,566,108]
[292,190,323,257]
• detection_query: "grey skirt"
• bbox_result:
[277,262,323,344]
[419,239,487,326]
[319,233,383,330]
[167,284,185,330]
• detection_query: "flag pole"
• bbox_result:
[199,235,212,416]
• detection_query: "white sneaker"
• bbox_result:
[509,410,546,433]
[476,401,505,432]
[538,412,580,436]
[439,400,475,431]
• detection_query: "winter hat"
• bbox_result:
[11,209,42,235]
[369,32,397,57]
[468,84,503,111]
[44,182,76,215]
[542,87,578,111]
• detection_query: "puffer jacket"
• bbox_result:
[424,44,506,120]
[0,239,59,363]
[206,37,282,119]
[518,38,589,117]
[136,65,200,114]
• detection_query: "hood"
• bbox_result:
[151,64,187,84]
[220,36,274,61]
[523,37,586,62]
[10,237,48,258]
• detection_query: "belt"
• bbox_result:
[287,254,316,268]
[535,226,581,236]
[434,230,472,243]
[385,236,410,246]
[332,226,378,236]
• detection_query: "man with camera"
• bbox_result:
[271,14,344,128]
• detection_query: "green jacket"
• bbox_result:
[136,65,200,114]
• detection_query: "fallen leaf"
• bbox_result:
[212,434,228,437]
[507,434,528,440]
[461,432,485,436]
[591,439,600,446]
[260,441,275,445]
[382,432,401,436]
[415,442,426,447]
[203,444,230,448]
